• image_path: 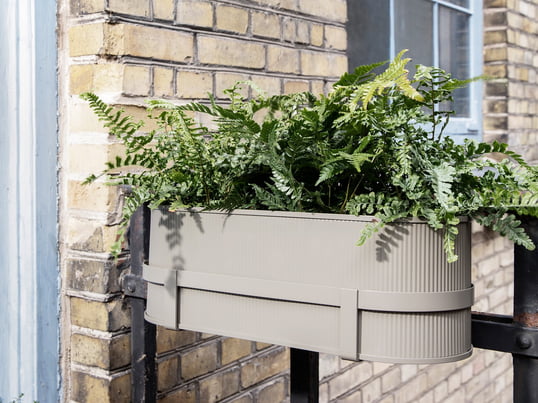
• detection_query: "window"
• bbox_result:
[347,0,483,141]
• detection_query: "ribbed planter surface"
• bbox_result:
[144,208,473,364]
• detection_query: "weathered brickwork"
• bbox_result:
[61,0,346,402]
[60,0,537,402]
[483,0,538,162]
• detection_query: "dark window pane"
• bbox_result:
[347,0,391,70]
[394,0,433,72]
[439,6,470,116]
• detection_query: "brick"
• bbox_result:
[425,362,457,387]
[67,142,126,175]
[378,396,395,403]
[361,378,381,402]
[69,23,105,57]
[325,25,347,50]
[117,24,194,63]
[400,364,418,382]
[216,4,249,34]
[484,99,507,114]
[484,47,508,62]
[447,371,461,393]
[198,36,265,69]
[70,64,125,95]
[483,64,507,79]
[177,71,213,99]
[228,395,253,403]
[255,341,273,351]
[108,0,150,17]
[70,64,95,94]
[310,80,325,96]
[252,11,281,39]
[372,362,392,374]
[71,371,131,402]
[301,50,347,77]
[241,347,289,388]
[256,380,288,403]
[154,67,175,97]
[68,180,119,212]
[70,297,130,332]
[71,332,130,370]
[123,65,151,96]
[328,362,372,400]
[200,369,240,402]
[394,373,427,403]
[176,0,213,27]
[158,356,180,392]
[215,72,250,99]
[71,0,105,14]
[319,383,329,402]
[157,327,197,354]
[484,10,508,26]
[310,23,324,47]
[418,390,434,403]
[484,30,508,45]
[181,343,218,379]
[159,385,196,403]
[256,0,298,10]
[381,367,401,393]
[298,0,347,22]
[434,380,449,400]
[221,338,252,365]
[66,257,122,294]
[338,389,362,402]
[282,17,296,42]
[296,20,310,44]
[250,75,281,96]
[319,353,340,380]
[66,217,120,253]
[283,80,309,94]
[267,45,300,74]
[153,0,174,20]
[485,80,508,97]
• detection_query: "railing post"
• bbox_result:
[290,348,319,403]
[513,216,538,402]
[126,205,157,403]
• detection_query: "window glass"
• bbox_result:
[394,0,433,70]
[347,0,390,68]
[439,6,470,116]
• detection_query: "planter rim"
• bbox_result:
[158,207,470,223]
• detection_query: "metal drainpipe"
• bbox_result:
[513,216,538,402]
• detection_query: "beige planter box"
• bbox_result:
[144,208,473,364]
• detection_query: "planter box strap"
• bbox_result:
[357,286,474,312]
[143,264,473,313]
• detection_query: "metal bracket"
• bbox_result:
[121,272,147,299]
[472,313,538,358]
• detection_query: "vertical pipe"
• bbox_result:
[129,205,157,403]
[513,216,538,402]
[290,348,319,403]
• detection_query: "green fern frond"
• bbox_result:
[353,50,424,110]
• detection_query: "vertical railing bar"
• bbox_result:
[129,205,157,403]
[290,348,319,403]
[513,216,538,402]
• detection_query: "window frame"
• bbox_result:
[387,0,483,142]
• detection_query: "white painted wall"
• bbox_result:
[0,1,59,401]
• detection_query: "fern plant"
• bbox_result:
[82,50,538,262]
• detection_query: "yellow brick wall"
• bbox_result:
[61,0,347,402]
